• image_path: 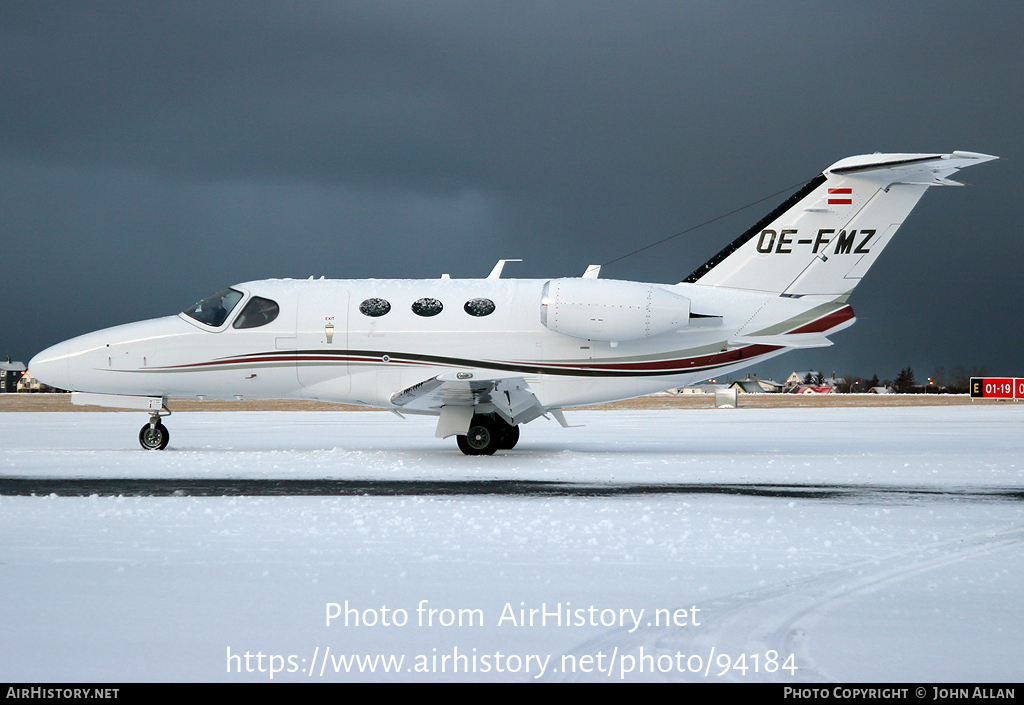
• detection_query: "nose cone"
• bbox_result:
[29,341,73,391]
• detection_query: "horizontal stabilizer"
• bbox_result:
[826,151,997,182]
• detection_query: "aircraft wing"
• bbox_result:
[728,333,834,349]
[390,373,548,436]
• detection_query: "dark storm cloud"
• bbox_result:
[2,1,1022,381]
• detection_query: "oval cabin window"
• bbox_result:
[359,298,392,317]
[411,298,443,317]
[464,298,496,317]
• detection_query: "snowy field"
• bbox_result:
[1,405,1022,683]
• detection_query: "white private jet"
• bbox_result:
[30,151,996,454]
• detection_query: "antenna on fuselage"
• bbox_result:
[487,259,522,279]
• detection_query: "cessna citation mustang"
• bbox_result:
[30,151,996,454]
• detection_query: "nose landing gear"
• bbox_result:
[139,406,172,450]
[139,420,169,450]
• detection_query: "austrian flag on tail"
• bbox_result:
[828,187,852,205]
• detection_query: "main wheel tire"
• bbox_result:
[456,416,499,456]
[498,424,520,450]
[455,434,474,455]
[139,422,169,450]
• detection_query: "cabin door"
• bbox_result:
[296,285,350,399]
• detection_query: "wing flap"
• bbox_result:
[391,374,548,430]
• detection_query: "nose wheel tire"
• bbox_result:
[139,422,169,450]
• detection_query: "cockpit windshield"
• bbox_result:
[183,288,243,327]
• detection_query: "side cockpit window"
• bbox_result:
[233,296,280,329]
[183,288,244,327]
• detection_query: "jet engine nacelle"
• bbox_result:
[540,279,690,342]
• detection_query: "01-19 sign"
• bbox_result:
[970,377,1023,399]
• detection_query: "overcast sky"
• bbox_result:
[2,1,1020,382]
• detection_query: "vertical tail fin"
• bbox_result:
[684,151,997,296]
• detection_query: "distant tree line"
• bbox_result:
[834,365,987,394]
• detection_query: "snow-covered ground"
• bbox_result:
[1,405,1021,682]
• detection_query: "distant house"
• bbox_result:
[825,374,846,388]
[754,378,785,393]
[1,360,26,393]
[868,386,892,394]
[793,385,834,394]
[681,383,730,394]
[16,370,60,393]
[729,374,784,393]
[17,370,42,392]
[786,371,821,388]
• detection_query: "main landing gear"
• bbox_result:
[456,413,519,456]
[139,408,171,450]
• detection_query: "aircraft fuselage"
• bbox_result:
[30,277,848,411]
